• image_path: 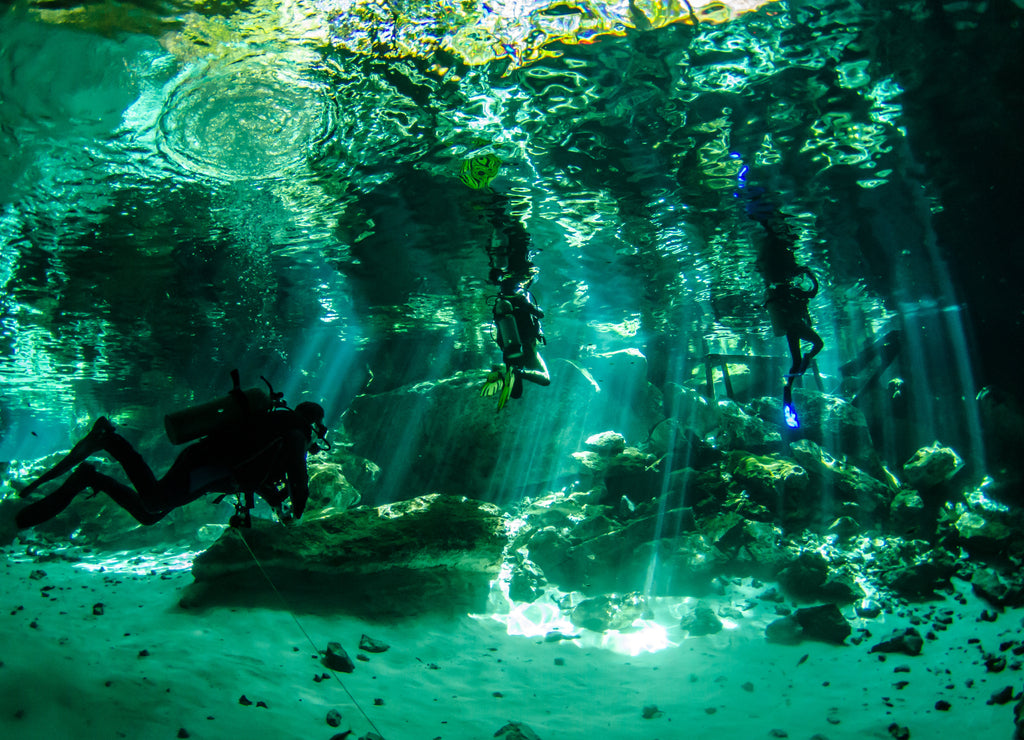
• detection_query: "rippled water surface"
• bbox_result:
[0,0,1020,461]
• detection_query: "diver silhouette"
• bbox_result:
[15,397,326,529]
[745,187,823,427]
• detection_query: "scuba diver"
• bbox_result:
[743,182,824,428]
[460,151,551,410]
[485,275,551,409]
[15,373,328,529]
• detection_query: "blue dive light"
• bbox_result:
[784,403,800,429]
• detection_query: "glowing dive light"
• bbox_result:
[784,403,800,429]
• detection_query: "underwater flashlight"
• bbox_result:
[784,403,800,429]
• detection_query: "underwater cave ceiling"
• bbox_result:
[0,0,1022,475]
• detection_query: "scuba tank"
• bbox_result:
[494,297,524,361]
[164,370,280,445]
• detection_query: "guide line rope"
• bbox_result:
[232,526,385,739]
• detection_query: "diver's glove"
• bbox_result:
[480,366,505,398]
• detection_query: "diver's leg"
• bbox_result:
[510,371,524,399]
[15,463,98,528]
[795,325,824,375]
[95,432,160,503]
[87,469,167,525]
[18,417,116,498]
[786,332,803,377]
[520,348,551,386]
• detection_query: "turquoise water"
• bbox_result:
[2,2,1024,738]
[1,0,1019,484]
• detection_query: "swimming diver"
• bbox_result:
[460,151,551,409]
[15,398,327,529]
[744,186,824,428]
[486,275,551,408]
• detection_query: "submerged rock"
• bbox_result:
[583,431,627,456]
[870,627,924,656]
[494,723,542,740]
[571,592,651,632]
[662,382,720,437]
[681,602,723,636]
[727,452,809,510]
[793,603,851,645]
[184,494,506,615]
[789,439,895,519]
[955,511,1014,552]
[324,642,356,673]
[902,442,964,491]
[777,551,863,604]
[765,604,851,645]
[971,568,1024,608]
[880,552,958,600]
[711,400,783,453]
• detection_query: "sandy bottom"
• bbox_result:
[0,540,1020,740]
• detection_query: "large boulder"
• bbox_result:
[902,442,964,492]
[789,439,896,521]
[183,494,507,615]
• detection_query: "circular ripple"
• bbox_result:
[158,55,338,181]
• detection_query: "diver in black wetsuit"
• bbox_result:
[15,402,326,529]
[745,187,824,427]
[492,275,550,400]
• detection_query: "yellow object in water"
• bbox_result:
[480,368,504,398]
[459,153,502,189]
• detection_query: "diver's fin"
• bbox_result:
[480,368,504,398]
[19,418,114,497]
[496,367,515,411]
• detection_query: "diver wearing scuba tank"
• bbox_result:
[15,377,328,530]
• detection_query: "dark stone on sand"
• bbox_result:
[870,628,924,656]
[324,642,356,673]
[238,695,252,706]
[681,602,723,636]
[855,599,881,619]
[887,723,910,740]
[934,699,951,711]
[794,603,852,645]
[358,635,390,653]
[641,705,663,719]
[985,654,1007,673]
[327,709,343,726]
[988,686,1015,705]
[177,729,190,739]
[494,722,543,739]
[92,603,104,616]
